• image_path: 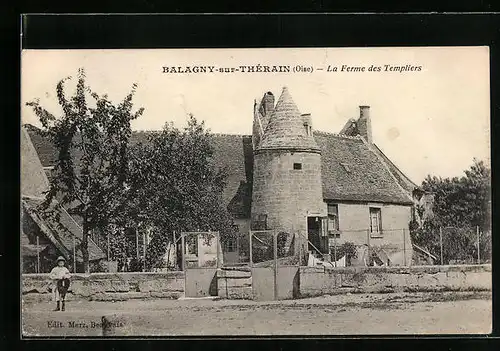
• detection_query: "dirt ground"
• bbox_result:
[22,291,492,336]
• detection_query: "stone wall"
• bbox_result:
[22,265,492,302]
[22,272,184,303]
[299,264,492,297]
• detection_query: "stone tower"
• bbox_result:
[251,87,325,236]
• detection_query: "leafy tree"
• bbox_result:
[26,69,144,273]
[126,115,234,269]
[421,159,490,232]
[410,159,491,263]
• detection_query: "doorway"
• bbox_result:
[307,217,321,253]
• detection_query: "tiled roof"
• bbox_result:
[22,196,106,261]
[210,134,254,217]
[258,87,320,152]
[26,125,413,212]
[315,131,412,204]
[371,144,418,193]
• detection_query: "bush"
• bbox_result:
[330,242,358,265]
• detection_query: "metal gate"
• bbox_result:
[250,230,301,301]
[181,231,220,297]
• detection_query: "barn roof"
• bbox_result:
[22,196,106,262]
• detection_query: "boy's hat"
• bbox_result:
[56,256,66,263]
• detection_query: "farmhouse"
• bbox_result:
[24,86,429,269]
[213,87,420,266]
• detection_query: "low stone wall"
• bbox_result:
[23,265,492,303]
[299,264,492,297]
[22,272,185,302]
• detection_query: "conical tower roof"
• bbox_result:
[257,87,320,152]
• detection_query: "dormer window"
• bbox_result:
[340,162,351,173]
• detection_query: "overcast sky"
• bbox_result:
[21,47,490,184]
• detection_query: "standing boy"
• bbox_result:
[49,256,71,311]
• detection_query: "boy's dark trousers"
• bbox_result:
[53,278,70,311]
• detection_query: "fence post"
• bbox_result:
[439,227,443,265]
[173,231,177,270]
[477,226,480,264]
[273,229,278,300]
[143,230,146,272]
[366,229,371,267]
[181,233,185,271]
[333,228,337,267]
[216,231,220,269]
[136,227,140,262]
[403,228,406,266]
[236,234,240,264]
[107,229,110,261]
[298,231,302,267]
[36,235,40,273]
[249,231,253,268]
[73,234,76,273]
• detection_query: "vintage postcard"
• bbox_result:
[21,47,491,336]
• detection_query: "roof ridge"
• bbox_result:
[132,130,252,138]
[314,130,363,140]
[210,133,252,137]
[132,130,161,134]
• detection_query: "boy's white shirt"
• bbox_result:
[49,266,71,280]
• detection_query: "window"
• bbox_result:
[369,207,382,236]
[224,237,237,252]
[327,204,340,238]
[293,163,302,170]
[187,237,198,255]
[252,214,267,230]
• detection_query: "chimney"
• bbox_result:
[261,91,275,116]
[301,113,312,136]
[357,105,372,143]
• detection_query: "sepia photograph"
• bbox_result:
[20,47,491,336]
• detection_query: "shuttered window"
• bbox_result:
[327,204,340,238]
[369,207,382,236]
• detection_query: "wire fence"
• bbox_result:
[25,224,491,273]
[234,226,491,269]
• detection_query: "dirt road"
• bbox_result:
[22,291,492,336]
